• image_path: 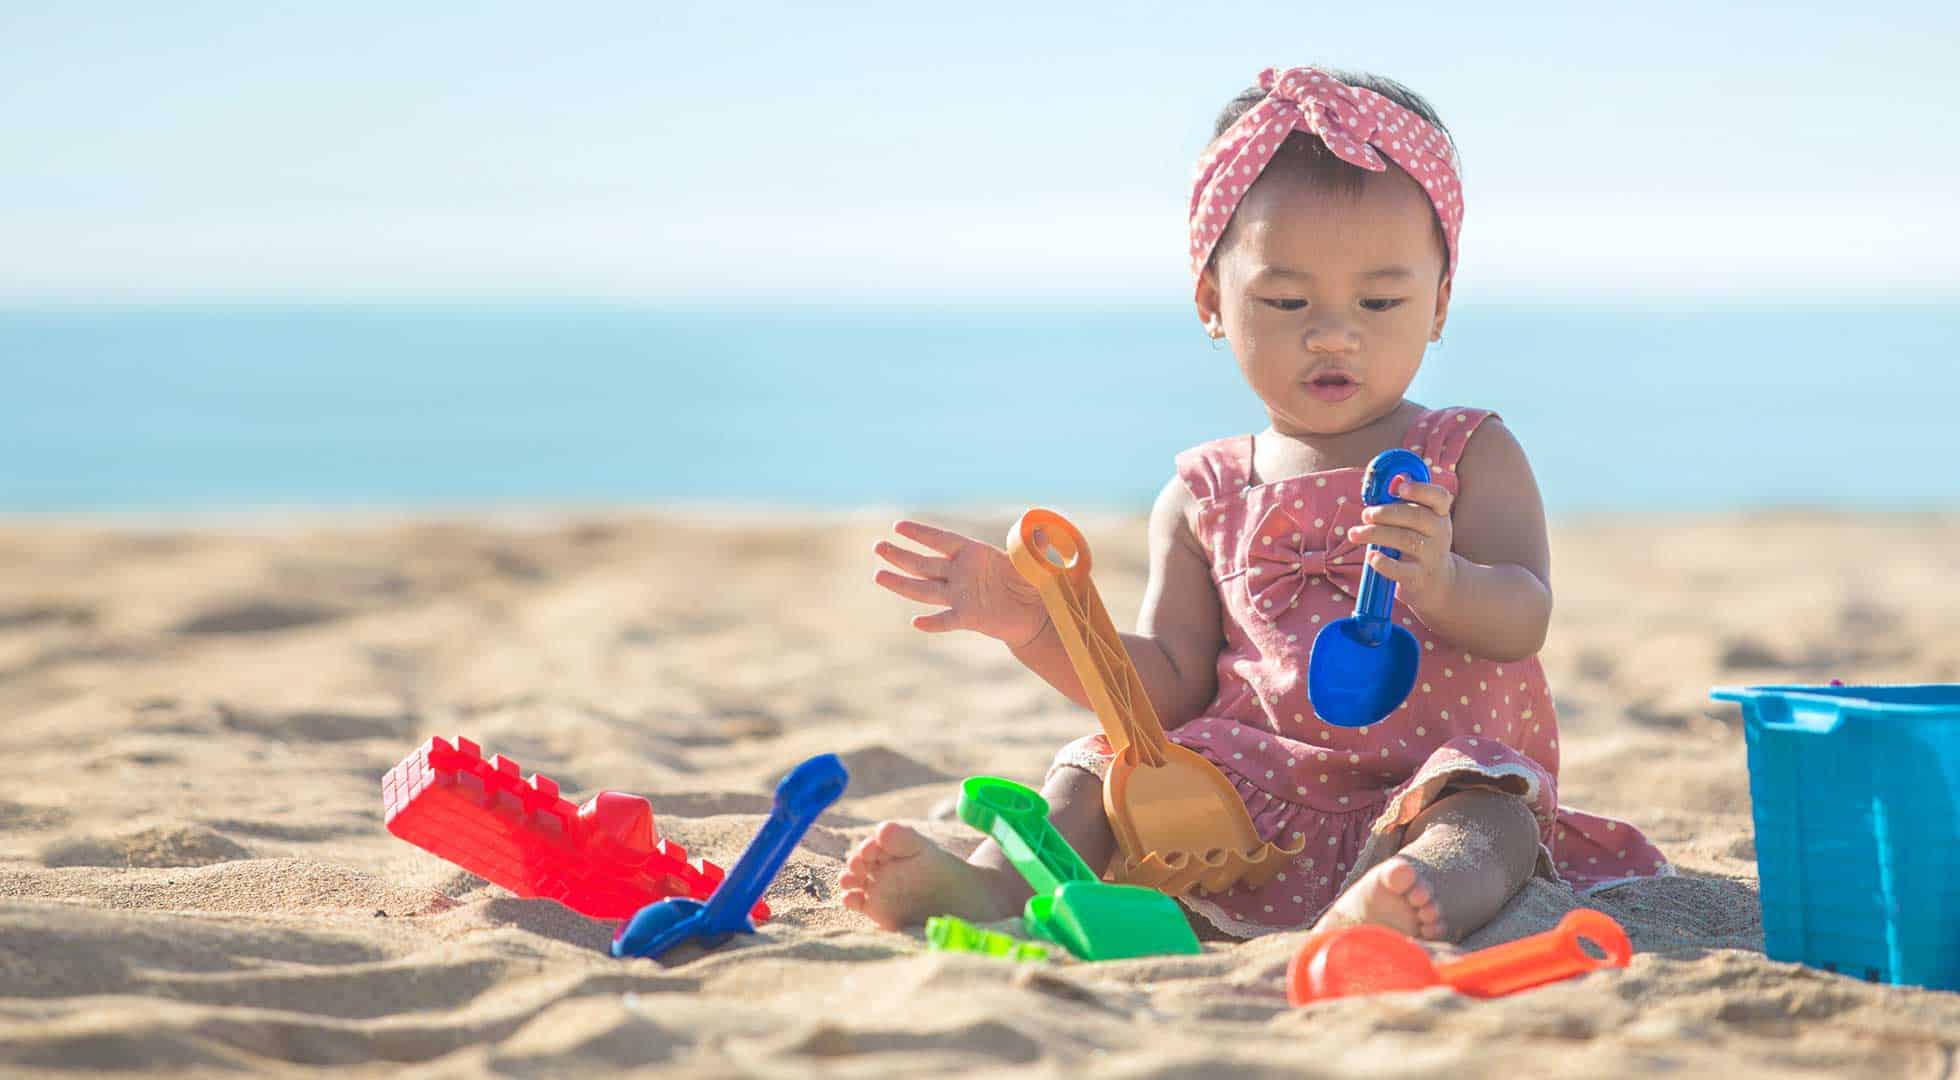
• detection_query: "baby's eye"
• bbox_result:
[1261,298,1307,311]
[1360,298,1407,312]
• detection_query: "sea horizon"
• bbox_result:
[6,298,1955,517]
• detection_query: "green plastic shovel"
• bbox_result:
[957,776,1201,961]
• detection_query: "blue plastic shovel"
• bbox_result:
[1307,448,1431,727]
[612,753,849,959]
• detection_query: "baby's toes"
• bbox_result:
[1374,857,1451,938]
[1378,858,1421,897]
[844,826,900,872]
[838,853,875,891]
[842,822,926,885]
[869,820,929,857]
[1402,873,1433,910]
[1400,873,1449,939]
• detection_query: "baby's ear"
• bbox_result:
[1195,266,1224,338]
[1429,274,1453,342]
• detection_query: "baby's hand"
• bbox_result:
[873,520,1049,647]
[1345,476,1459,612]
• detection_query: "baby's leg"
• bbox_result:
[839,766,1115,930]
[1314,787,1539,942]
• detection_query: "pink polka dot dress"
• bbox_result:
[1049,406,1670,937]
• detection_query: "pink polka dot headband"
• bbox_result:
[1188,66,1464,293]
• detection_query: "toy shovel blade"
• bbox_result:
[1288,923,1441,1003]
[1030,881,1200,961]
[1307,449,1430,727]
[613,753,849,959]
[1287,909,1632,1004]
[957,776,1199,961]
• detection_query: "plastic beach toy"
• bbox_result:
[926,915,1051,963]
[1287,909,1632,1004]
[1712,683,1960,991]
[1008,509,1301,896]
[958,776,1199,961]
[383,736,768,923]
[1307,448,1432,727]
[613,753,848,959]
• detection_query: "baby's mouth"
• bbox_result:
[1302,369,1362,401]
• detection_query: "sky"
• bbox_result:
[4,2,1957,303]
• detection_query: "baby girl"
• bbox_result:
[840,65,1669,943]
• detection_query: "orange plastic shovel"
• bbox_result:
[1007,508,1299,895]
[1287,909,1633,1004]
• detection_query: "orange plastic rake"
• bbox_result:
[1287,909,1633,1004]
[1008,508,1301,896]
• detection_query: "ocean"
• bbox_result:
[3,301,1954,516]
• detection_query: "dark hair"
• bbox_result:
[1207,69,1456,274]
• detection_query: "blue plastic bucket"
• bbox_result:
[1710,684,1960,990]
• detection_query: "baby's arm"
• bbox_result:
[1358,419,1553,661]
[1008,478,1224,727]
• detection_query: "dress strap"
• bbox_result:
[1403,406,1498,486]
[1174,435,1255,503]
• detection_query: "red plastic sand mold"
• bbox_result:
[382,736,768,923]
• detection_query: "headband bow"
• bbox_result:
[1188,66,1463,293]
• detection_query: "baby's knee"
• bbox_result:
[1406,787,1539,871]
[1036,765,1115,871]
[1039,763,1107,814]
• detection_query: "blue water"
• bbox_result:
[3,302,1955,515]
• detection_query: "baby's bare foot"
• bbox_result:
[838,822,1027,930]
[1314,856,1447,940]
[1315,788,1541,943]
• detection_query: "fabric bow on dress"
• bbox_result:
[1242,502,1366,621]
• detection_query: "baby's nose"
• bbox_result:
[1303,321,1361,352]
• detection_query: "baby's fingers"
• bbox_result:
[892,519,974,558]
[1388,477,1455,517]
[911,609,963,633]
[1364,550,1416,581]
[874,539,947,580]
[874,569,949,608]
[1347,523,1432,556]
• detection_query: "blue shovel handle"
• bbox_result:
[615,753,849,957]
[695,753,849,936]
[1349,449,1431,644]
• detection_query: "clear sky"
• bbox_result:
[4,2,1956,302]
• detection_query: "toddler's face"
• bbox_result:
[1197,165,1451,437]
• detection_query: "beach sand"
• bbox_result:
[2,510,1957,1078]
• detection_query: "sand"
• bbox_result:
[2,509,1958,1078]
